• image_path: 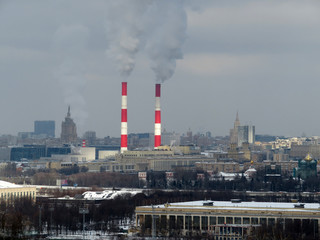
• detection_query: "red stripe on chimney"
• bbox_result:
[155,111,161,123]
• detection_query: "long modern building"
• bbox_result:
[0,180,36,204]
[135,200,320,239]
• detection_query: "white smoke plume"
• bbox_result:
[145,0,187,83]
[53,24,89,129]
[105,0,150,78]
[105,0,187,82]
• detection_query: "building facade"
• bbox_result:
[0,180,36,204]
[238,125,255,147]
[290,143,320,159]
[136,200,320,239]
[34,120,55,138]
[230,112,240,144]
[60,106,77,143]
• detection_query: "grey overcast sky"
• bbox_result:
[0,0,320,138]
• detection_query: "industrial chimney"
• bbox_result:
[154,83,161,149]
[121,82,128,153]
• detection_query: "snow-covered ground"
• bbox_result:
[82,189,143,200]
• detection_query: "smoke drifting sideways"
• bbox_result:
[105,0,187,83]
[145,0,187,83]
[105,0,150,79]
[53,24,89,130]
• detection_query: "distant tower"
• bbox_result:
[154,83,161,149]
[60,106,77,143]
[230,112,240,144]
[238,125,255,147]
[121,82,128,153]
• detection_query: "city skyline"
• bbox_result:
[1,1,320,138]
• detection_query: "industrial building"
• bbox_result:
[135,200,320,239]
[8,145,71,161]
[86,152,212,172]
[30,147,98,170]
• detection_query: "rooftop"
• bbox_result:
[0,180,24,188]
[138,200,320,213]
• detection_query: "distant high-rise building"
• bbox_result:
[230,112,240,144]
[18,132,34,139]
[161,130,181,146]
[83,131,97,145]
[60,106,77,143]
[238,125,255,146]
[34,121,55,138]
[180,129,193,145]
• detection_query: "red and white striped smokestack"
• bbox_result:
[154,83,161,149]
[82,139,86,148]
[121,82,128,153]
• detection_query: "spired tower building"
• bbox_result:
[60,106,77,143]
[229,112,240,144]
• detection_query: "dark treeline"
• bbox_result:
[251,221,318,240]
[4,163,320,193]
[0,198,38,239]
[32,168,320,193]
[146,169,320,193]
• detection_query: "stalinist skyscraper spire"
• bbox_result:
[230,111,240,144]
[235,111,240,128]
[61,106,77,143]
[67,106,71,118]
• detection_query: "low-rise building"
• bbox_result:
[195,161,240,173]
[0,180,36,203]
[135,200,320,239]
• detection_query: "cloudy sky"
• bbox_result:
[1,0,320,138]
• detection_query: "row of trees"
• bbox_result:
[251,221,318,240]
[3,162,320,192]
[146,168,320,193]
[0,198,37,238]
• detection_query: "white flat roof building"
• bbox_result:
[0,180,36,203]
[136,200,320,239]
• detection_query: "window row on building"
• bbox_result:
[135,200,320,239]
[0,182,36,204]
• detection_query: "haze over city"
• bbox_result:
[1,0,320,138]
